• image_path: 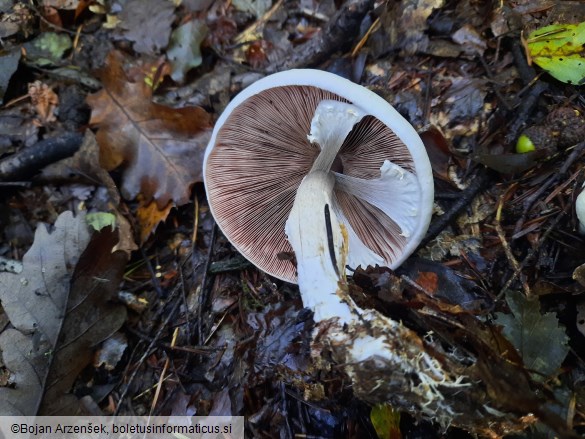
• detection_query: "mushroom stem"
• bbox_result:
[285,110,470,427]
[308,100,366,173]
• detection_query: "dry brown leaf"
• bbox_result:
[113,211,139,255]
[28,80,58,125]
[136,197,173,244]
[87,51,212,208]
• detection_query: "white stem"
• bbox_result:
[308,100,366,172]
[285,107,468,424]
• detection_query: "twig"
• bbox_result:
[0,132,83,180]
[494,192,531,299]
[268,0,375,72]
[498,210,566,299]
[149,327,178,415]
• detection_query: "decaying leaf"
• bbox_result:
[526,22,585,85]
[39,226,127,415]
[28,80,58,125]
[0,212,91,415]
[23,32,72,67]
[0,211,91,345]
[115,0,175,54]
[473,151,545,174]
[136,197,173,244]
[87,51,212,208]
[370,404,401,439]
[0,48,20,103]
[167,19,208,83]
[0,329,46,415]
[496,290,569,378]
[0,211,128,415]
[93,332,128,371]
[232,0,271,18]
[382,0,445,55]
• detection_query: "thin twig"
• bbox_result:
[494,192,531,299]
[498,210,566,299]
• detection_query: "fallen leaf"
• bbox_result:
[87,51,212,208]
[136,197,173,244]
[23,32,72,67]
[0,211,92,345]
[526,22,585,85]
[28,80,58,125]
[116,0,175,54]
[452,24,487,56]
[495,290,569,378]
[86,212,116,231]
[371,404,402,439]
[93,332,128,371]
[0,329,45,415]
[0,211,91,415]
[43,0,79,9]
[473,151,545,174]
[382,0,444,55]
[0,48,20,103]
[39,226,128,415]
[399,258,493,313]
[167,19,208,83]
[0,211,128,415]
[112,212,138,256]
[232,0,271,18]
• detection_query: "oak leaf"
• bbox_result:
[0,211,127,415]
[87,51,212,208]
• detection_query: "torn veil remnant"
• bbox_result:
[203,70,467,424]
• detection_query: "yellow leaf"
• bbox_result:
[526,22,585,85]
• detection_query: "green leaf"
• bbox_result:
[370,404,401,439]
[167,19,208,83]
[86,212,116,232]
[495,291,569,378]
[24,32,72,67]
[526,22,585,85]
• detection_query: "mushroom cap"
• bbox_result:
[204,69,433,282]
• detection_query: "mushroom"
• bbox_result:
[204,69,433,282]
[577,185,585,234]
[204,69,467,423]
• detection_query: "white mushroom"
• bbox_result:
[576,185,585,234]
[204,69,467,422]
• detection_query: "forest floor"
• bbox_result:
[0,0,585,437]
